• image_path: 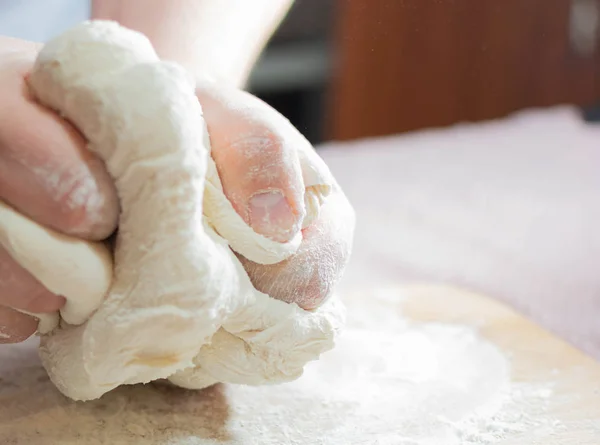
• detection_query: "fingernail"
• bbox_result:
[248,191,298,242]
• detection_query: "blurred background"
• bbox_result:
[248,0,334,144]
[252,0,600,145]
[250,0,600,360]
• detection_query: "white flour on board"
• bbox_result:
[0,288,556,444]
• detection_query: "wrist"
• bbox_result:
[92,0,293,90]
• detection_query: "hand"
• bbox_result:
[0,41,352,343]
[0,38,119,343]
[197,84,355,310]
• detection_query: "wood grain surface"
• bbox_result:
[328,0,600,140]
[0,285,599,443]
[402,285,600,444]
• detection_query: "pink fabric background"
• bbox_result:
[320,106,600,360]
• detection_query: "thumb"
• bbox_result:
[197,86,306,243]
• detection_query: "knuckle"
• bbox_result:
[230,130,284,163]
[52,167,117,239]
[224,130,300,191]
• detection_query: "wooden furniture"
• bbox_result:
[329,0,600,140]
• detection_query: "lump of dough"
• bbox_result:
[0,201,112,330]
[20,20,348,401]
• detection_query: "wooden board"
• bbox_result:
[402,285,600,444]
[0,285,599,444]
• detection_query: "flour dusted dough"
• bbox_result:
[0,201,112,330]
[0,20,346,401]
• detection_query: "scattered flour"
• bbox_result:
[0,289,557,444]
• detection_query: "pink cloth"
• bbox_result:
[320,106,600,360]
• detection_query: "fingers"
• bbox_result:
[0,244,64,343]
[237,188,355,310]
[0,46,103,344]
[0,306,38,344]
[0,49,119,241]
[0,245,65,313]
[197,84,355,309]
[197,86,306,243]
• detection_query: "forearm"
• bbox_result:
[92,0,293,88]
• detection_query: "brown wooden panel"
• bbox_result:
[328,0,600,140]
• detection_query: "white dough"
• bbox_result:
[0,20,348,401]
[0,200,112,328]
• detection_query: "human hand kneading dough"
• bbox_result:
[0,37,353,343]
[0,37,119,343]
[199,85,354,311]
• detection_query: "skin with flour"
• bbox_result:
[0,36,117,340]
[10,20,351,401]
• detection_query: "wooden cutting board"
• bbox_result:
[402,285,600,444]
[0,285,599,444]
